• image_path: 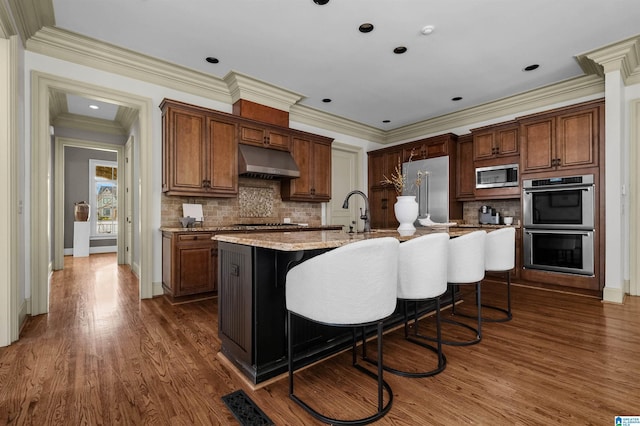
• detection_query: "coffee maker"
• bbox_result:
[478,205,500,224]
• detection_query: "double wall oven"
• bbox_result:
[522,175,595,276]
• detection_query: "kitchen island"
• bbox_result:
[214,227,490,385]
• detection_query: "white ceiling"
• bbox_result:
[50,0,640,130]
[66,94,119,121]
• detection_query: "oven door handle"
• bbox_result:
[523,185,593,194]
[524,229,593,236]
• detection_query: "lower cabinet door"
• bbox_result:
[177,245,215,296]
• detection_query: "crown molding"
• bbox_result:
[386,74,605,144]
[289,104,386,144]
[27,26,232,104]
[7,0,53,45]
[52,112,126,136]
[0,1,16,39]
[22,24,629,146]
[115,106,138,133]
[579,35,640,85]
[48,88,67,119]
[223,71,304,112]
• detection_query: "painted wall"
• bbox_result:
[63,146,117,249]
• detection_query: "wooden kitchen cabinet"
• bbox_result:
[281,135,333,202]
[456,134,475,200]
[162,231,217,303]
[368,133,462,227]
[520,100,603,175]
[472,121,519,161]
[369,148,402,189]
[238,123,291,151]
[368,148,402,228]
[369,187,397,229]
[161,99,238,197]
[402,134,450,162]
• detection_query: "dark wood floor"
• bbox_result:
[1,253,639,425]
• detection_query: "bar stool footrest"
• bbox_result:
[290,362,393,426]
[362,335,447,378]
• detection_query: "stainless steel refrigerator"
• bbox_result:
[402,156,449,224]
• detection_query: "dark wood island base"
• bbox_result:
[214,229,473,385]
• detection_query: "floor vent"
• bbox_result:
[221,389,274,426]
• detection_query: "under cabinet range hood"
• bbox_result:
[238,144,300,179]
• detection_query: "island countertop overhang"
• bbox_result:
[212,227,508,251]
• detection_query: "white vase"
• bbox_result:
[394,195,419,232]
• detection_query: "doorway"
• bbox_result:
[53,138,125,270]
[30,72,154,317]
[328,143,363,230]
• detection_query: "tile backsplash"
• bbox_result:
[161,177,322,227]
[463,199,521,225]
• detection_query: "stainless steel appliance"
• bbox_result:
[523,229,594,275]
[522,174,595,276]
[402,156,449,224]
[475,163,519,189]
[523,174,595,230]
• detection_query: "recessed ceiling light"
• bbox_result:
[89,104,99,110]
[322,98,332,103]
[382,120,391,123]
[523,64,539,71]
[393,46,407,54]
[205,57,219,64]
[359,23,374,33]
[421,25,435,35]
[451,97,463,101]
[313,0,329,4]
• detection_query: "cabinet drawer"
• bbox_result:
[177,233,213,242]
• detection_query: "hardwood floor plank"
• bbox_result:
[1,254,640,425]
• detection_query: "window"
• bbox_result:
[89,159,118,238]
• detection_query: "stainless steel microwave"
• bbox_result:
[475,164,519,189]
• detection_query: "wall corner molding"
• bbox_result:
[7,0,53,45]
[0,1,17,39]
[223,71,304,112]
[578,35,640,85]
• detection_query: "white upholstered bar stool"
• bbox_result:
[483,227,516,322]
[365,233,449,377]
[444,230,487,346]
[286,237,399,426]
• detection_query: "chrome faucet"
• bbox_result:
[342,190,371,232]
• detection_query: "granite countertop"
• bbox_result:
[212,226,503,251]
[160,224,343,233]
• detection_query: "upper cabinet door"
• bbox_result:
[472,123,519,161]
[520,101,601,174]
[556,109,598,169]
[207,118,238,195]
[281,135,333,202]
[162,99,238,197]
[311,140,332,200]
[520,118,555,173]
[473,132,496,161]
[165,108,207,192]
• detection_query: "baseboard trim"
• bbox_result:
[152,281,164,298]
[63,246,118,256]
[602,286,626,304]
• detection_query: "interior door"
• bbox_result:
[329,145,361,231]
[125,136,133,266]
